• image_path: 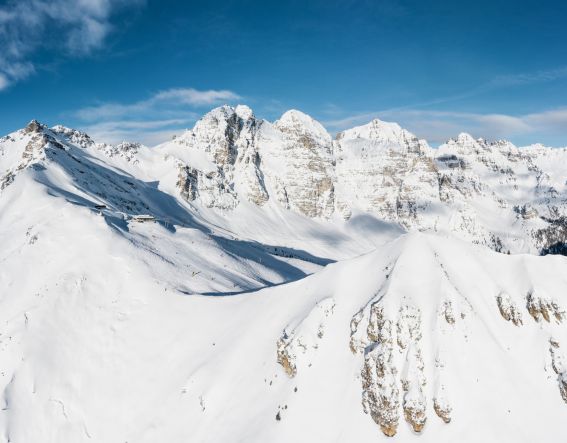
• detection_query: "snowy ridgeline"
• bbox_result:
[0,111,566,441]
[3,109,567,256]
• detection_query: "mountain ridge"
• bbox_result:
[2,107,567,257]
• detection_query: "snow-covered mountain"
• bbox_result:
[1,108,567,442]
[159,105,567,254]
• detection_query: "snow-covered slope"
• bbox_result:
[1,110,567,442]
[1,226,567,442]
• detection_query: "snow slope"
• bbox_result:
[1,226,567,442]
[1,112,567,442]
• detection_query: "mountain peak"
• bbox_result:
[279,108,312,121]
[275,109,331,143]
[234,104,254,120]
[456,132,476,143]
[194,105,258,132]
[23,119,47,134]
[336,117,417,147]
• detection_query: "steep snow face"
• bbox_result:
[275,109,332,146]
[1,219,567,441]
[0,120,65,191]
[338,234,567,441]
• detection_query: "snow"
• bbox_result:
[338,118,406,143]
[275,109,332,145]
[1,111,567,441]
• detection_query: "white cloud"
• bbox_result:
[76,88,242,121]
[76,102,149,121]
[73,87,242,145]
[81,118,194,146]
[0,0,143,88]
[0,73,9,91]
[525,108,567,129]
[154,88,241,106]
[489,67,567,88]
[323,112,378,130]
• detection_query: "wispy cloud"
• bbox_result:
[0,0,144,89]
[154,88,241,107]
[367,66,567,115]
[82,118,194,147]
[77,88,241,121]
[73,87,242,145]
[489,67,567,87]
[0,73,9,91]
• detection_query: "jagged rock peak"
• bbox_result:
[442,133,521,156]
[456,132,476,143]
[198,104,256,125]
[51,124,85,135]
[51,125,95,148]
[441,132,485,154]
[183,105,260,149]
[23,120,47,134]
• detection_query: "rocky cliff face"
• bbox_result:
[169,107,336,217]
[334,119,439,226]
[168,105,268,210]
[265,110,335,218]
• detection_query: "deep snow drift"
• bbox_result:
[1,111,567,442]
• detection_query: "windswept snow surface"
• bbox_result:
[1,114,567,442]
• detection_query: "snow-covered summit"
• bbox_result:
[275,109,332,145]
[234,104,254,120]
[337,117,416,146]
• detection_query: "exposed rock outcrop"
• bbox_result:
[433,396,452,423]
[170,106,269,209]
[351,301,431,436]
[496,293,523,326]
[549,340,567,404]
[526,292,564,323]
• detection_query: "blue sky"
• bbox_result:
[1,0,567,146]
